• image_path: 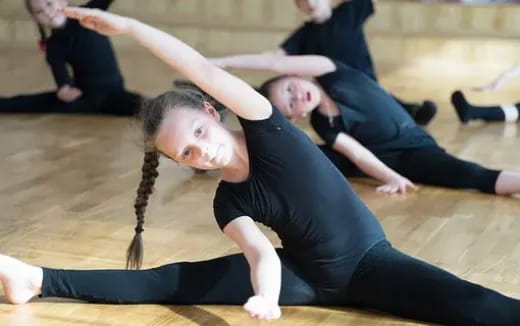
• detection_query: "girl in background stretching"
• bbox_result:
[0,0,142,116]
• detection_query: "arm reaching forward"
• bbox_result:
[210,49,287,70]
[223,216,282,321]
[333,132,418,194]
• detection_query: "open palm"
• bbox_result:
[62,7,130,36]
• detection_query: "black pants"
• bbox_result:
[41,242,519,325]
[320,145,501,194]
[0,88,142,116]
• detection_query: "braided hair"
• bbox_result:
[126,150,160,269]
[126,88,209,269]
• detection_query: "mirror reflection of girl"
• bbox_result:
[210,0,438,126]
[451,64,520,124]
[0,0,142,116]
[0,8,518,325]
[250,55,520,195]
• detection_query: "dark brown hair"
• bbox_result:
[126,88,211,269]
[173,80,228,115]
[258,75,287,100]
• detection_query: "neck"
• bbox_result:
[316,85,339,117]
[220,130,249,183]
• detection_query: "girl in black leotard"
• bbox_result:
[252,56,520,196]
[210,0,437,126]
[0,0,142,116]
[0,8,518,325]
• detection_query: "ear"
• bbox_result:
[202,101,221,121]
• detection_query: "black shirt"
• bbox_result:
[281,0,377,81]
[213,107,385,297]
[311,62,437,153]
[45,0,123,94]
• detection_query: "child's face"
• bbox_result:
[294,0,332,23]
[29,0,69,28]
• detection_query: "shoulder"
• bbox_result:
[237,105,288,135]
[317,61,369,87]
[213,182,250,231]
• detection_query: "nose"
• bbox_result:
[292,90,304,103]
[199,142,214,162]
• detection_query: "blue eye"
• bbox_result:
[195,126,203,137]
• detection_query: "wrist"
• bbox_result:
[382,173,401,183]
[257,293,278,305]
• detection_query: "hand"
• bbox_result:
[473,80,503,92]
[62,7,131,36]
[376,177,418,194]
[57,85,82,103]
[243,295,281,321]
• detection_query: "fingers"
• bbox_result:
[243,297,281,321]
[376,184,398,194]
[377,181,419,195]
[81,16,103,31]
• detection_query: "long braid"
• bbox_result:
[126,88,206,269]
[126,150,160,269]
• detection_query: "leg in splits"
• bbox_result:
[0,91,91,114]
[0,251,318,306]
[347,241,520,326]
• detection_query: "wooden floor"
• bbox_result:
[0,52,519,325]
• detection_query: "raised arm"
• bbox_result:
[62,7,271,121]
[333,133,417,194]
[214,51,336,78]
[223,216,282,321]
[474,64,520,92]
[210,49,287,70]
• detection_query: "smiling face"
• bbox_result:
[294,0,332,23]
[266,76,322,121]
[154,105,235,170]
[28,0,68,28]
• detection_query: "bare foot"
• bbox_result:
[0,255,43,304]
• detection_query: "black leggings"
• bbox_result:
[320,145,501,194]
[41,242,519,325]
[0,88,142,116]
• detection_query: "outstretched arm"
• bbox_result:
[223,216,282,321]
[63,7,271,121]
[333,132,417,194]
[474,64,520,92]
[213,50,336,77]
[210,49,287,70]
